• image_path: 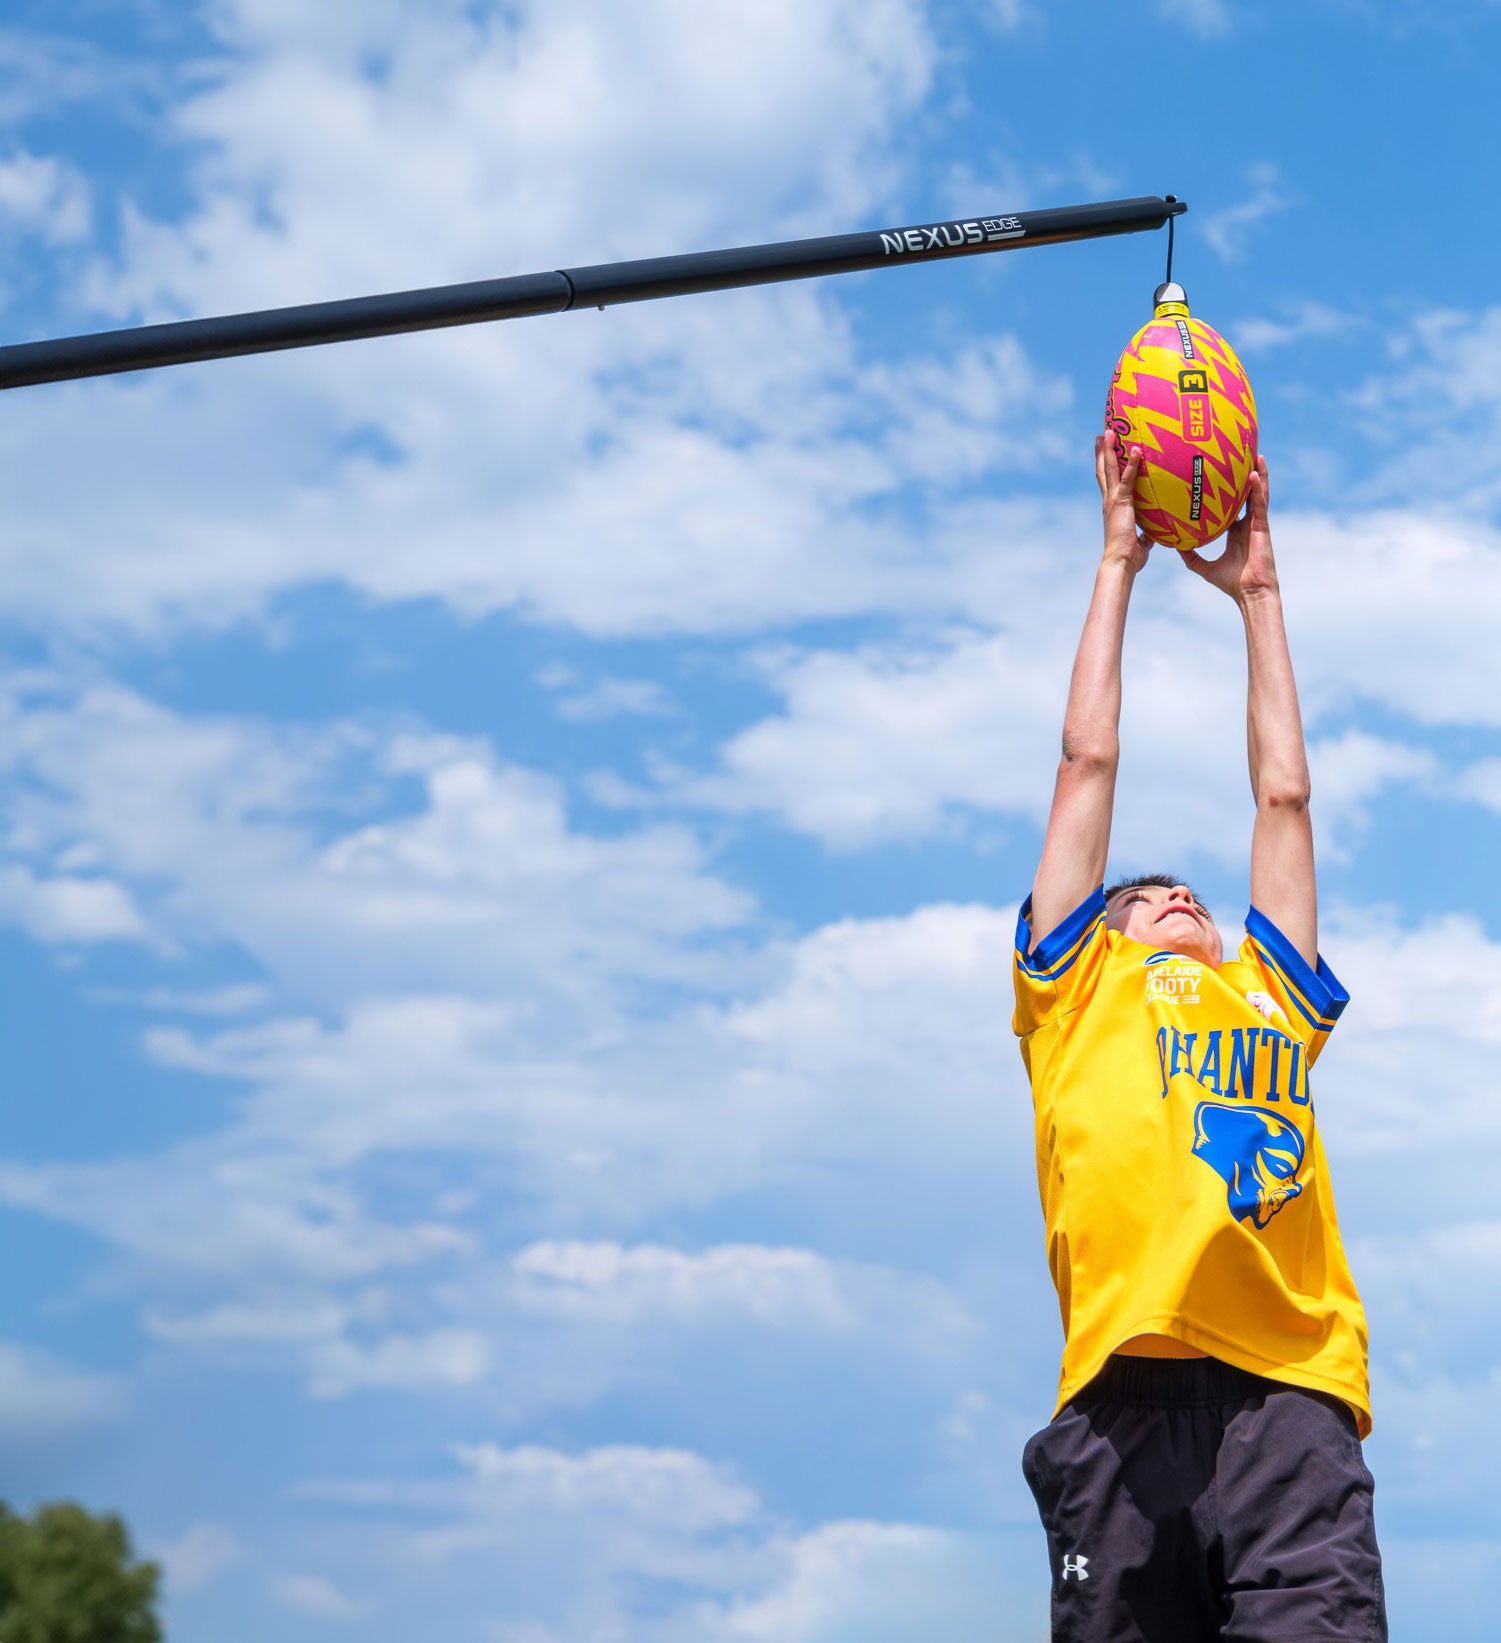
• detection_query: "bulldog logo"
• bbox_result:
[1192,1102,1305,1229]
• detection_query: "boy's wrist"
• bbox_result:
[1236,581,1283,614]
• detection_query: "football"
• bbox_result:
[1105,283,1258,550]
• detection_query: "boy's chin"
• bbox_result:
[1150,924,1219,966]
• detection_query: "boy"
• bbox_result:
[1012,434,1385,1640]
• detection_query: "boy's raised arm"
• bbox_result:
[1181,457,1318,966]
[1028,433,1152,948]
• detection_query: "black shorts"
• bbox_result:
[1022,1355,1386,1642]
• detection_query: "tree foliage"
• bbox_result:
[0,1502,162,1643]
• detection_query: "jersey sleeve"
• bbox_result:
[1239,905,1350,1065]
[1013,885,1109,1037]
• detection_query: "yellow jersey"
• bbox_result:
[1013,887,1371,1436]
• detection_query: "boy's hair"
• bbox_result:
[1103,871,1204,907]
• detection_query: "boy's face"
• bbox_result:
[1105,883,1224,968]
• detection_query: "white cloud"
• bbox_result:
[0,1341,124,1438]
[1359,1368,1501,1538]
[0,871,1027,1406]
[315,753,751,986]
[1232,300,1354,355]
[672,588,1433,862]
[88,982,274,1016]
[101,0,934,322]
[1290,906,1501,1211]
[31,486,1425,897]
[0,28,167,125]
[1155,0,1232,36]
[146,1295,365,1346]
[542,672,674,724]
[0,897,1026,1271]
[1348,305,1501,509]
[1379,1535,1501,1643]
[0,678,755,1013]
[272,1572,368,1619]
[1202,163,1285,262]
[1275,506,1501,729]
[296,1442,1039,1640]
[1457,755,1501,812]
[513,1242,851,1327]
[0,301,1074,640]
[136,1237,977,1416]
[702,1522,1016,1642]
[0,864,153,946]
[0,1145,472,1284]
[939,152,1117,222]
[1326,904,1501,1050]
[1305,730,1435,863]
[0,147,91,245]
[451,1442,759,1534]
[510,1241,970,1344]
[719,902,1016,1095]
[148,1522,247,1594]
[685,630,1061,847]
[301,1442,767,1588]
[0,666,1031,1206]
[0,666,1038,1426]
[309,1328,490,1398]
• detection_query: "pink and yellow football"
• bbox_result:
[1104,286,1258,550]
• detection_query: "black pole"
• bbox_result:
[0,195,1184,392]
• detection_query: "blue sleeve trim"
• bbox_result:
[1245,905,1350,1031]
[1017,886,1107,980]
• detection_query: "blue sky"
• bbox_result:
[4,1,1501,1638]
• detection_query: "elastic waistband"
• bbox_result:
[1078,1354,1279,1410]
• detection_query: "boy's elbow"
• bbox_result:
[1060,729,1118,779]
[1258,780,1311,815]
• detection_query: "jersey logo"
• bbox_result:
[1145,956,1203,1006]
[1245,989,1286,1024]
[1193,1102,1305,1228]
[1061,1553,1089,1582]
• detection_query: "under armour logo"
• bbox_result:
[1062,1553,1089,1582]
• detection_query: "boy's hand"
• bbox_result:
[1181,455,1277,604]
[1096,431,1153,574]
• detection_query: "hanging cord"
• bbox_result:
[1165,209,1175,288]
